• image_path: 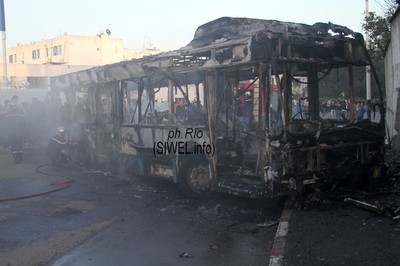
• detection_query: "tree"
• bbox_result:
[363,12,390,60]
[362,0,397,60]
[357,0,398,98]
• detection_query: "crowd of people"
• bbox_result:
[292,97,382,122]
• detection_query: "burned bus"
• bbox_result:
[50,17,385,198]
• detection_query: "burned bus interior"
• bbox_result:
[50,17,385,199]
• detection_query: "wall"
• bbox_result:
[385,7,400,146]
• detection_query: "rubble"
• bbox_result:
[294,148,400,219]
[344,198,394,218]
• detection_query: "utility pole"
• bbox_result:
[365,0,371,118]
[0,0,7,89]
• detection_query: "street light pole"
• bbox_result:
[0,0,7,89]
[365,0,371,118]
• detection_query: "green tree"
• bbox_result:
[359,0,398,98]
[362,12,390,60]
[362,0,397,60]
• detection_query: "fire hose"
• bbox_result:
[0,164,75,202]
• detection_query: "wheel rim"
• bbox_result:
[187,163,211,194]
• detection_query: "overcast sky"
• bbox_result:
[3,0,384,51]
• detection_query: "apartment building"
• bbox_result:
[1,32,161,89]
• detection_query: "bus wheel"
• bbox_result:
[178,156,212,197]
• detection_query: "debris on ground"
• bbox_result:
[179,252,193,258]
[294,149,400,217]
[256,220,279,228]
[209,244,219,250]
[339,150,400,220]
[385,150,400,176]
[83,170,113,177]
[343,198,399,219]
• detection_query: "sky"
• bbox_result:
[3,0,384,52]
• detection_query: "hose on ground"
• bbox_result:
[0,164,75,202]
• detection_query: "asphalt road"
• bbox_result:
[283,204,400,266]
[0,143,283,266]
[1,142,399,266]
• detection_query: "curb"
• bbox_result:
[269,203,292,266]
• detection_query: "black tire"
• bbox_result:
[178,156,213,198]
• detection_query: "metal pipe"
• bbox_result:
[0,0,6,89]
[1,31,6,88]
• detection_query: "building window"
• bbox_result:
[46,47,49,57]
[53,45,62,56]
[53,46,58,56]
[32,49,40,60]
[10,54,16,63]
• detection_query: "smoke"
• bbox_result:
[0,90,60,150]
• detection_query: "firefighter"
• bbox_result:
[47,126,71,165]
[4,96,27,164]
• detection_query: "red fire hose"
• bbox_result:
[0,164,75,202]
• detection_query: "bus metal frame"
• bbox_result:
[50,17,386,199]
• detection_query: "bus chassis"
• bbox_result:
[50,17,386,199]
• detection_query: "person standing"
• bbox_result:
[357,101,366,122]
[4,95,27,164]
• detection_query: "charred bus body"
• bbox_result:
[50,17,385,198]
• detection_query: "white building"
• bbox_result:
[385,2,400,149]
[0,33,161,89]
